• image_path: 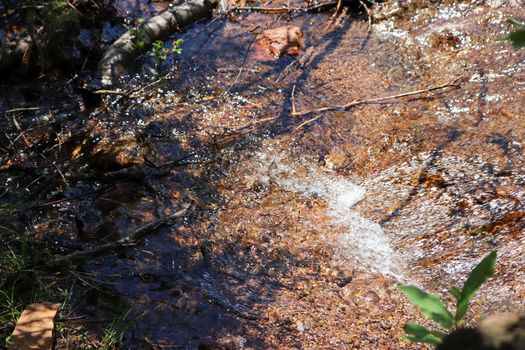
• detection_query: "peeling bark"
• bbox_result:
[96,0,213,86]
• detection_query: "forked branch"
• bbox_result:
[292,76,464,129]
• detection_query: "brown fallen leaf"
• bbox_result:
[8,303,60,350]
[254,26,305,60]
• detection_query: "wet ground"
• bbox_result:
[1,0,524,348]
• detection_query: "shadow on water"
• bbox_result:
[67,7,365,348]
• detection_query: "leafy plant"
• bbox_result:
[127,18,146,51]
[503,19,525,48]
[148,39,184,77]
[398,251,497,345]
[0,242,50,347]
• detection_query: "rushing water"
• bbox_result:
[254,151,400,277]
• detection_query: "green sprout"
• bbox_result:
[148,38,184,77]
[100,309,136,350]
[502,19,525,48]
[398,251,497,345]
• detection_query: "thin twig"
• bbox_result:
[12,115,31,147]
[5,107,43,113]
[92,89,128,95]
[359,0,373,30]
[324,0,343,31]
[275,58,299,82]
[293,76,464,129]
[357,0,373,49]
[232,1,337,13]
[222,34,258,97]
[291,84,297,115]
[39,152,68,186]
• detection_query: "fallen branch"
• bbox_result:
[96,0,213,86]
[49,206,188,267]
[232,1,338,13]
[292,76,464,129]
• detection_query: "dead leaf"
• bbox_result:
[8,303,60,350]
[254,26,305,60]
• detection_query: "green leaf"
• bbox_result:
[449,287,462,301]
[430,330,447,339]
[508,30,525,48]
[403,323,442,345]
[461,252,497,299]
[147,67,158,76]
[455,300,469,326]
[455,251,497,323]
[507,18,525,27]
[398,285,454,329]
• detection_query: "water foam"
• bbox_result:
[257,152,399,277]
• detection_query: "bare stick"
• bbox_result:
[12,115,31,147]
[324,0,343,31]
[232,1,337,13]
[49,206,188,267]
[291,84,297,115]
[359,0,372,32]
[5,107,43,113]
[92,89,128,95]
[222,34,258,97]
[292,76,463,129]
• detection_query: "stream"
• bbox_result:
[1,0,524,348]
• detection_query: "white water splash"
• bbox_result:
[256,152,399,277]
